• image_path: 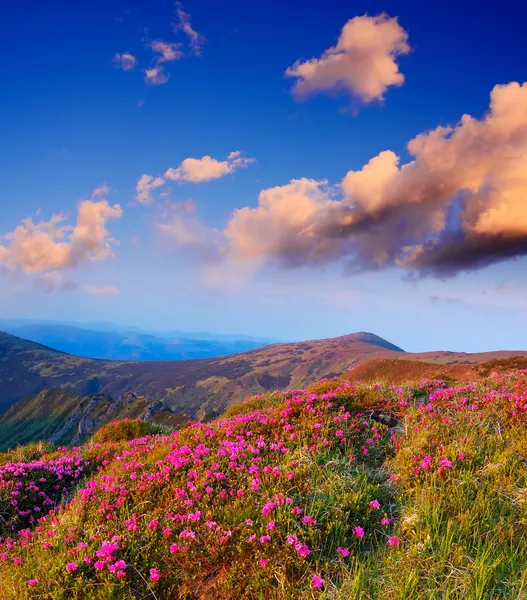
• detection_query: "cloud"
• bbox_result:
[0,188,122,275]
[211,81,527,278]
[33,272,78,293]
[86,285,120,296]
[150,40,183,63]
[112,52,137,72]
[165,151,256,183]
[157,200,216,248]
[428,294,462,305]
[144,66,170,85]
[174,2,205,56]
[286,14,410,106]
[92,182,111,197]
[135,174,166,205]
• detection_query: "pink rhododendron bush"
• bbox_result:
[1,371,527,599]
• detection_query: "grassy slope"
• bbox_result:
[1,370,527,598]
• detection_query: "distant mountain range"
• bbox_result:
[1,328,526,450]
[0,320,272,361]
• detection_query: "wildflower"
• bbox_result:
[28,580,39,587]
[259,558,269,567]
[381,517,391,526]
[312,575,324,589]
[149,568,161,581]
[353,526,365,539]
[65,562,78,572]
[336,547,350,557]
[94,561,105,570]
[260,535,271,544]
[147,519,158,530]
[369,500,380,510]
[267,521,275,530]
[388,536,400,547]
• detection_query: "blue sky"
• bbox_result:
[1,0,527,352]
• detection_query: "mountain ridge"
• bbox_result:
[1,328,527,451]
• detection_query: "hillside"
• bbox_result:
[0,388,187,451]
[1,369,527,598]
[0,330,405,419]
[2,329,527,451]
[0,323,266,361]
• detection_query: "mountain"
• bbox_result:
[0,330,404,417]
[1,328,527,450]
[0,322,268,361]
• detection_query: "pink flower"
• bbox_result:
[388,536,400,547]
[368,500,380,510]
[267,521,275,531]
[149,568,161,581]
[147,519,158,530]
[65,562,77,573]
[353,526,365,539]
[312,575,324,589]
[294,542,310,557]
[94,560,105,570]
[259,559,269,567]
[163,528,172,537]
[381,517,391,526]
[28,580,39,587]
[336,547,350,557]
[259,535,271,544]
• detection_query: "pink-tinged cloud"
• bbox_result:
[157,200,217,247]
[174,2,205,56]
[165,151,255,183]
[34,271,78,293]
[286,14,410,106]
[86,285,120,296]
[150,40,183,63]
[184,82,527,278]
[144,66,170,85]
[112,52,137,72]
[0,190,122,275]
[135,174,166,205]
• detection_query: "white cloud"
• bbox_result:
[286,14,410,106]
[135,174,166,205]
[165,151,255,183]
[174,2,205,56]
[144,66,170,85]
[184,82,527,279]
[0,188,122,275]
[150,40,183,63]
[112,52,137,72]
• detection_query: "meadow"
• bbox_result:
[1,371,527,599]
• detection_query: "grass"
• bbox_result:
[1,371,527,598]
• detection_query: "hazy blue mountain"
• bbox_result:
[0,322,269,361]
[0,319,275,344]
